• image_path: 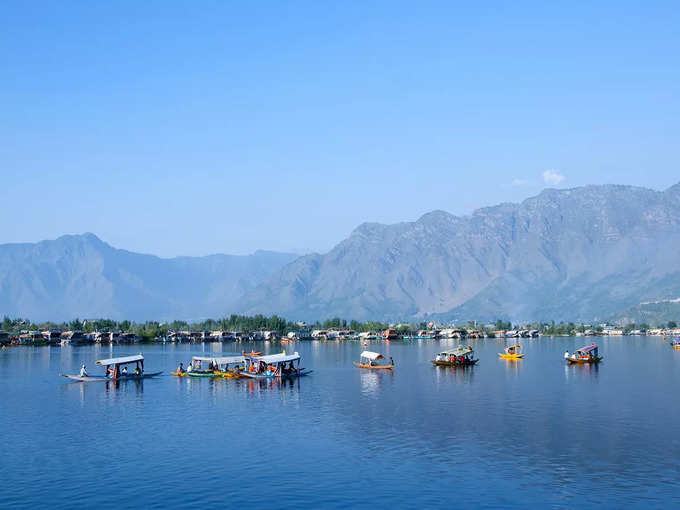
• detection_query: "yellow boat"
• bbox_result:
[499,344,524,359]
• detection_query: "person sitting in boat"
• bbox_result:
[133,366,141,376]
[186,361,193,373]
[79,364,88,377]
[288,361,296,373]
[177,362,185,374]
[389,357,394,367]
[564,351,570,359]
[121,366,128,376]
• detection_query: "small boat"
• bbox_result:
[185,355,245,378]
[61,354,162,382]
[354,351,394,370]
[499,344,524,359]
[171,371,188,377]
[241,351,311,379]
[670,339,680,349]
[565,344,603,364]
[242,350,262,357]
[431,346,478,367]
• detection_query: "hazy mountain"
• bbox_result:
[609,299,680,326]
[0,234,297,321]
[240,183,680,322]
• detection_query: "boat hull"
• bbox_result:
[354,362,394,370]
[498,353,524,359]
[566,357,603,364]
[430,360,478,367]
[239,369,313,379]
[61,371,162,382]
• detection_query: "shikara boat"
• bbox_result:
[431,346,478,367]
[61,354,162,382]
[670,339,680,350]
[498,344,524,359]
[354,351,394,370]
[241,351,311,379]
[565,344,603,364]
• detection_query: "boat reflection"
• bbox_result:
[432,364,475,384]
[564,360,600,380]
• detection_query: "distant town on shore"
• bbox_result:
[2,314,679,347]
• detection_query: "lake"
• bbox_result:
[2,336,680,509]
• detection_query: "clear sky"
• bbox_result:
[1,1,678,257]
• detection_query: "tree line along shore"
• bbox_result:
[1,315,679,347]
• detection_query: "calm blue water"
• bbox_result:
[2,337,680,509]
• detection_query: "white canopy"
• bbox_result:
[255,352,300,364]
[192,355,245,364]
[96,354,144,366]
[212,355,245,365]
[360,351,383,360]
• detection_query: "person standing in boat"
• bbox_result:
[79,364,88,377]
[389,357,394,367]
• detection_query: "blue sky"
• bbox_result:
[1,1,678,256]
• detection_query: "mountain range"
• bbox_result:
[0,233,297,321]
[2,182,680,323]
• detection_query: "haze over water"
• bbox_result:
[2,337,679,508]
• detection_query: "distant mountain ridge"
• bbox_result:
[0,233,297,321]
[239,182,680,322]
[4,182,680,323]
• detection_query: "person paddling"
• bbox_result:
[79,364,88,377]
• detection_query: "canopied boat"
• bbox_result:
[241,352,312,379]
[499,344,524,359]
[178,355,247,378]
[565,344,603,364]
[354,351,394,370]
[431,346,478,366]
[61,354,162,382]
[670,339,680,350]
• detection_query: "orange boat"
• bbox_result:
[353,351,394,370]
[242,350,262,357]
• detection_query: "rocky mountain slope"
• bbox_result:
[240,183,680,322]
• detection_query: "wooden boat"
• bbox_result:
[240,351,311,379]
[670,339,680,349]
[565,344,603,364]
[242,350,262,357]
[61,354,162,381]
[431,346,478,366]
[171,371,188,377]
[499,344,524,359]
[354,351,394,370]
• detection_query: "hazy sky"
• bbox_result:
[2,2,678,257]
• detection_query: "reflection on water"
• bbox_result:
[2,337,680,508]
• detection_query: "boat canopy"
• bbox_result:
[255,352,300,364]
[440,346,473,356]
[360,351,383,360]
[576,344,598,353]
[96,354,144,366]
[212,355,245,365]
